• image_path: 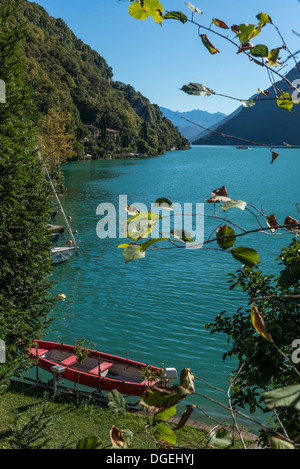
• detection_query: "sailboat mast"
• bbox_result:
[38,151,77,248]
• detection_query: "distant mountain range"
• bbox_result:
[193,62,300,146]
[159,107,227,142]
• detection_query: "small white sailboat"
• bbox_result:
[38,151,79,265]
[51,246,78,265]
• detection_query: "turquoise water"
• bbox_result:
[49,146,299,431]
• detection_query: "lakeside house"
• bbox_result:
[86,124,120,141]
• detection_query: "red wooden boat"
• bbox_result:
[28,340,178,397]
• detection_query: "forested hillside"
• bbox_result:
[16,0,189,159]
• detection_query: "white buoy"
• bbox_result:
[56,293,66,300]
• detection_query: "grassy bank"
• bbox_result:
[0,381,256,449]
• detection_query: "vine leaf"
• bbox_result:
[181,82,215,96]
[170,229,194,243]
[256,12,272,27]
[118,244,146,263]
[271,437,295,450]
[230,247,261,267]
[125,204,140,216]
[180,368,195,393]
[251,304,273,341]
[284,216,300,236]
[216,225,236,250]
[271,150,279,164]
[200,34,220,54]
[76,436,102,449]
[250,44,269,58]
[139,237,169,251]
[108,389,129,413]
[265,214,278,232]
[264,384,300,411]
[164,11,187,24]
[128,1,150,21]
[206,186,231,203]
[268,48,281,67]
[185,2,203,14]
[129,0,164,24]
[123,211,161,240]
[220,199,247,211]
[154,405,177,424]
[277,92,293,111]
[235,24,256,43]
[208,428,233,449]
[240,100,255,108]
[212,18,229,29]
[109,426,125,449]
[155,197,174,210]
[154,424,177,446]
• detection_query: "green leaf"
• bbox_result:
[216,225,236,250]
[140,385,189,411]
[181,82,215,96]
[170,229,194,243]
[200,34,220,54]
[124,212,161,240]
[155,197,174,210]
[208,428,233,449]
[271,437,295,450]
[139,237,169,252]
[144,0,164,24]
[236,24,256,43]
[277,92,293,111]
[268,48,281,67]
[129,1,150,21]
[119,244,146,263]
[154,405,177,423]
[164,11,187,24]
[108,389,129,413]
[122,429,134,449]
[250,44,269,58]
[264,385,300,411]
[129,0,164,24]
[154,423,177,445]
[256,12,272,27]
[220,199,247,211]
[76,436,102,449]
[230,247,261,267]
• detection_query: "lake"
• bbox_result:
[49,145,300,431]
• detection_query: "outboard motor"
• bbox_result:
[163,368,178,388]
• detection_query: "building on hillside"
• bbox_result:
[86,125,120,142]
[106,128,120,141]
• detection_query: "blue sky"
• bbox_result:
[31,0,300,115]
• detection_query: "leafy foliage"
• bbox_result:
[10,0,188,159]
[206,239,300,438]
[0,0,53,373]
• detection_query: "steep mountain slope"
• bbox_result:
[16,0,188,158]
[194,63,300,146]
[160,107,226,141]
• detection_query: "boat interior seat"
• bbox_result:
[31,348,49,358]
[89,361,114,375]
[60,355,77,366]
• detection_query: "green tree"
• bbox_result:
[0,0,53,387]
[206,239,300,438]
